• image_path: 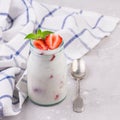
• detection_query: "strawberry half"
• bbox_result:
[45,34,62,50]
[33,39,48,50]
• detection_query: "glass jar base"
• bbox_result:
[29,96,67,107]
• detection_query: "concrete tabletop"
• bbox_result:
[3,0,120,120]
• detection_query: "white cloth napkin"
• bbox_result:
[0,0,119,118]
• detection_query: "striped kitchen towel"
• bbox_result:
[0,0,119,118]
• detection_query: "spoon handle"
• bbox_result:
[77,79,80,96]
[73,78,84,113]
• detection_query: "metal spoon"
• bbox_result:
[71,58,86,113]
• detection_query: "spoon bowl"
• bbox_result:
[71,58,86,113]
[71,58,86,79]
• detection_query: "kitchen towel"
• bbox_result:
[0,0,119,118]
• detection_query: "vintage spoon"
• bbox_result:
[71,58,86,113]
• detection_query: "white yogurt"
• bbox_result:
[27,41,67,106]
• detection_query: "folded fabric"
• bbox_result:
[0,0,119,118]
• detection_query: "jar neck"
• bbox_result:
[30,41,64,55]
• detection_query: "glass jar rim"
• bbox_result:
[30,40,64,55]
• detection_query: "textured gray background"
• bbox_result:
[3,0,120,120]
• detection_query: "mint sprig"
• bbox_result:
[25,29,53,40]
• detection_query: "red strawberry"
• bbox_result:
[33,39,48,50]
[45,34,62,50]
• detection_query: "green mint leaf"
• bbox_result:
[25,29,53,40]
[36,33,41,38]
[42,31,53,39]
[25,33,38,40]
[36,29,42,39]
[37,29,41,35]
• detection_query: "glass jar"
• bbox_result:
[27,41,67,106]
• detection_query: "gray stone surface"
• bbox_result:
[3,0,120,120]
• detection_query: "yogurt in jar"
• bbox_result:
[27,41,67,106]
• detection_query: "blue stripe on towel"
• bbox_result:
[0,12,14,31]
[15,40,29,56]
[0,72,14,90]
[22,0,30,24]
[64,29,87,49]
[40,3,54,14]
[64,24,102,50]
[89,15,112,34]
[92,15,104,29]
[64,53,73,62]
[0,76,14,82]
[98,27,112,33]
[61,12,75,29]
[69,29,91,50]
[0,13,13,22]
[0,55,13,60]
[29,0,32,5]
[3,23,13,31]
[0,94,19,104]
[0,95,12,100]
[0,95,21,112]
[5,41,29,61]
[37,6,61,29]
